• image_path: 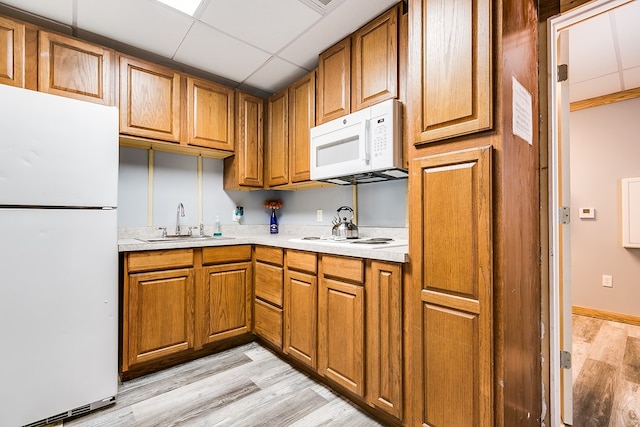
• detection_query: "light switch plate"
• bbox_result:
[579,207,595,219]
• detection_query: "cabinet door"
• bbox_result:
[284,269,317,369]
[266,89,289,187]
[126,268,194,368]
[254,298,283,348]
[0,16,25,88]
[119,55,181,142]
[316,38,350,124]
[352,4,398,111]
[255,261,283,307]
[318,277,365,397]
[366,261,403,419]
[289,70,315,183]
[38,31,114,105]
[224,91,264,189]
[411,146,492,426]
[409,0,492,143]
[202,262,252,344]
[187,76,234,151]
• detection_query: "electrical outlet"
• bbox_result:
[602,274,613,288]
[316,209,323,222]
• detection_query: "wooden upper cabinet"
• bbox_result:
[223,90,264,189]
[288,70,315,183]
[352,4,399,111]
[38,31,114,105]
[316,37,350,124]
[409,0,492,143]
[119,55,182,142]
[0,15,26,88]
[186,77,234,151]
[265,88,289,187]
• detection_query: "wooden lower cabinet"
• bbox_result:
[284,250,318,369]
[318,255,365,397]
[253,246,284,348]
[123,249,195,371]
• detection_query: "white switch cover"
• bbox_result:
[602,274,613,288]
[579,207,595,219]
[317,209,323,222]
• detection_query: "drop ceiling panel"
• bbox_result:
[244,57,309,93]
[623,66,640,89]
[0,0,74,25]
[570,73,621,102]
[173,22,271,83]
[76,0,194,58]
[569,13,618,83]
[614,1,640,69]
[199,0,322,54]
[279,0,397,69]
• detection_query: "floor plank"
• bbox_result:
[573,358,618,426]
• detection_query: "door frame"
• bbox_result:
[547,1,633,425]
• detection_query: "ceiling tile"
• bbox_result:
[173,22,271,83]
[570,73,621,102]
[279,0,398,69]
[613,0,640,69]
[76,0,194,58]
[199,0,322,54]
[244,57,309,93]
[569,12,618,83]
[0,0,74,25]
[623,66,640,90]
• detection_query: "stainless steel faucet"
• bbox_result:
[176,202,185,235]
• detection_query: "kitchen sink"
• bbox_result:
[139,236,235,243]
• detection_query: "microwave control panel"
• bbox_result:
[371,116,389,159]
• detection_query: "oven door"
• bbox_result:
[310,109,371,181]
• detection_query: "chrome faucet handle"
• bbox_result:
[199,223,204,237]
[158,227,167,237]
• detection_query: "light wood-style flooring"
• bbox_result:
[47,342,384,427]
[572,314,640,426]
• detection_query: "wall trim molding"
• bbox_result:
[570,87,640,112]
[573,305,640,326]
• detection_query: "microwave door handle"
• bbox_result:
[360,119,370,164]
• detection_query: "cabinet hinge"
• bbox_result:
[558,64,568,82]
[560,350,572,369]
[559,206,570,225]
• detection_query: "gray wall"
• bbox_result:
[118,147,407,229]
[570,97,640,317]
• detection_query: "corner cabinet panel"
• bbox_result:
[411,146,492,426]
[127,268,195,368]
[119,55,181,142]
[284,269,317,369]
[316,38,351,124]
[187,77,234,151]
[352,4,399,111]
[265,89,289,187]
[410,0,492,143]
[202,262,252,344]
[224,91,264,189]
[0,16,25,87]
[38,31,114,105]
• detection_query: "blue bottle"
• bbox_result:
[270,209,278,234]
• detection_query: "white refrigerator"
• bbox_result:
[0,85,119,426]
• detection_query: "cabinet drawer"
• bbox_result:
[255,246,283,266]
[286,250,317,274]
[321,255,363,283]
[255,262,283,307]
[127,249,193,273]
[254,299,282,348]
[202,245,251,265]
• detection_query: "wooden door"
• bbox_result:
[410,146,492,426]
[288,70,315,183]
[202,262,252,344]
[316,37,350,124]
[266,88,289,187]
[38,31,114,105]
[409,0,492,143]
[127,268,194,368]
[224,91,264,189]
[318,277,365,397]
[284,269,317,368]
[366,261,403,419]
[351,4,398,111]
[0,16,25,88]
[186,76,234,151]
[119,55,181,142]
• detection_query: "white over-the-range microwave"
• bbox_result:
[310,99,407,185]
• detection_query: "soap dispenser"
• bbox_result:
[213,216,222,237]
